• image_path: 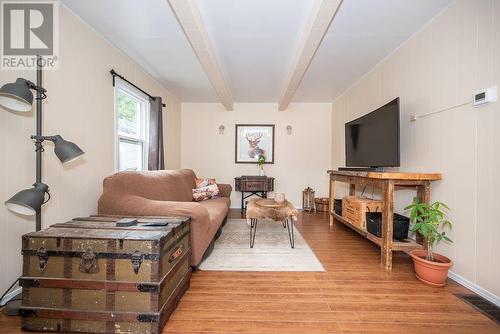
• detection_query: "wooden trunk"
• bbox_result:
[19,216,191,334]
[342,196,382,230]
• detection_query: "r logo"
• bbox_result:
[2,2,54,55]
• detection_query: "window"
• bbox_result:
[115,82,149,171]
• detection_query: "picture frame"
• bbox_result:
[235,124,275,164]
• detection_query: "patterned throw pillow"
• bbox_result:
[192,178,220,201]
[195,178,216,188]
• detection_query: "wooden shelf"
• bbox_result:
[330,212,422,254]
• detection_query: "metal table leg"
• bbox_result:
[250,218,258,248]
[286,217,295,248]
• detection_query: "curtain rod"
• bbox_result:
[109,69,166,107]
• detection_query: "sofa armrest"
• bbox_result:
[218,183,232,198]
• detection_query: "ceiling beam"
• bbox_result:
[167,0,233,110]
[278,0,342,111]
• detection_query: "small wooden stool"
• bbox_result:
[245,198,298,248]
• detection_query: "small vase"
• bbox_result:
[259,169,265,176]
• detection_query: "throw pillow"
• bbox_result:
[195,177,217,188]
[192,178,220,201]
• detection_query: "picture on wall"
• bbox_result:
[235,124,275,164]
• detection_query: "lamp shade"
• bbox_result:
[52,135,85,164]
[5,183,49,216]
[0,78,33,112]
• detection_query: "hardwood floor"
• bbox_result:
[1,209,498,333]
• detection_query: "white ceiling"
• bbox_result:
[62,0,452,103]
[295,0,453,101]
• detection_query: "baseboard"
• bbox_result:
[448,270,500,307]
[0,287,22,307]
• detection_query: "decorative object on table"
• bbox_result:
[342,196,382,230]
[218,124,225,134]
[234,176,274,211]
[286,125,292,135]
[0,56,85,315]
[246,198,298,248]
[198,219,324,272]
[366,212,410,240]
[314,197,330,212]
[19,216,191,333]
[235,124,274,163]
[405,198,453,287]
[257,154,266,176]
[302,187,315,212]
[192,177,221,201]
[274,192,285,203]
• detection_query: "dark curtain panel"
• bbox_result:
[148,97,165,170]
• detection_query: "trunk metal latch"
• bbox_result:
[79,248,99,274]
[37,247,49,272]
[131,250,143,275]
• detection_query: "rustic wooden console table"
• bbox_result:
[327,170,442,271]
[235,176,275,211]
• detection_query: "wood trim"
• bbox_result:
[235,124,275,164]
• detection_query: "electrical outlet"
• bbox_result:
[473,86,497,106]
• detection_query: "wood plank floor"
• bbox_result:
[1,210,498,333]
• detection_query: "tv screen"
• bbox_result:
[345,98,400,168]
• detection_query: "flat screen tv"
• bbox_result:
[345,98,400,168]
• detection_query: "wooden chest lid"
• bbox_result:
[24,216,190,241]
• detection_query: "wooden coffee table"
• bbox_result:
[245,198,298,248]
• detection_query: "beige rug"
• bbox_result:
[199,219,325,272]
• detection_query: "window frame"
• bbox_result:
[114,79,150,172]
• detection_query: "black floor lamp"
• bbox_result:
[0,55,85,313]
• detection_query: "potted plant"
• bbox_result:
[405,198,453,287]
[257,155,266,176]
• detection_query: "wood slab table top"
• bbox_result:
[327,170,442,181]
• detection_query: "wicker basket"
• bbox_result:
[314,197,329,212]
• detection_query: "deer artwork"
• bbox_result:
[246,132,266,159]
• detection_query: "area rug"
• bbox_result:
[199,219,325,272]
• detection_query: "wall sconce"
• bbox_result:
[286,125,292,135]
[218,125,225,135]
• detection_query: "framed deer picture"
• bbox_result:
[235,124,275,164]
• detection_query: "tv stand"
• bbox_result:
[338,167,385,172]
[327,170,442,271]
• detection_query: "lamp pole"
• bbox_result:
[35,55,43,232]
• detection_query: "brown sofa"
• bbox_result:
[97,169,231,266]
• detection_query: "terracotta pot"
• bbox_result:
[410,249,453,287]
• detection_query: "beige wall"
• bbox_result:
[0,5,181,294]
[331,0,499,298]
[181,103,332,208]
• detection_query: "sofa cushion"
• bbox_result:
[198,197,231,225]
[100,169,196,202]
